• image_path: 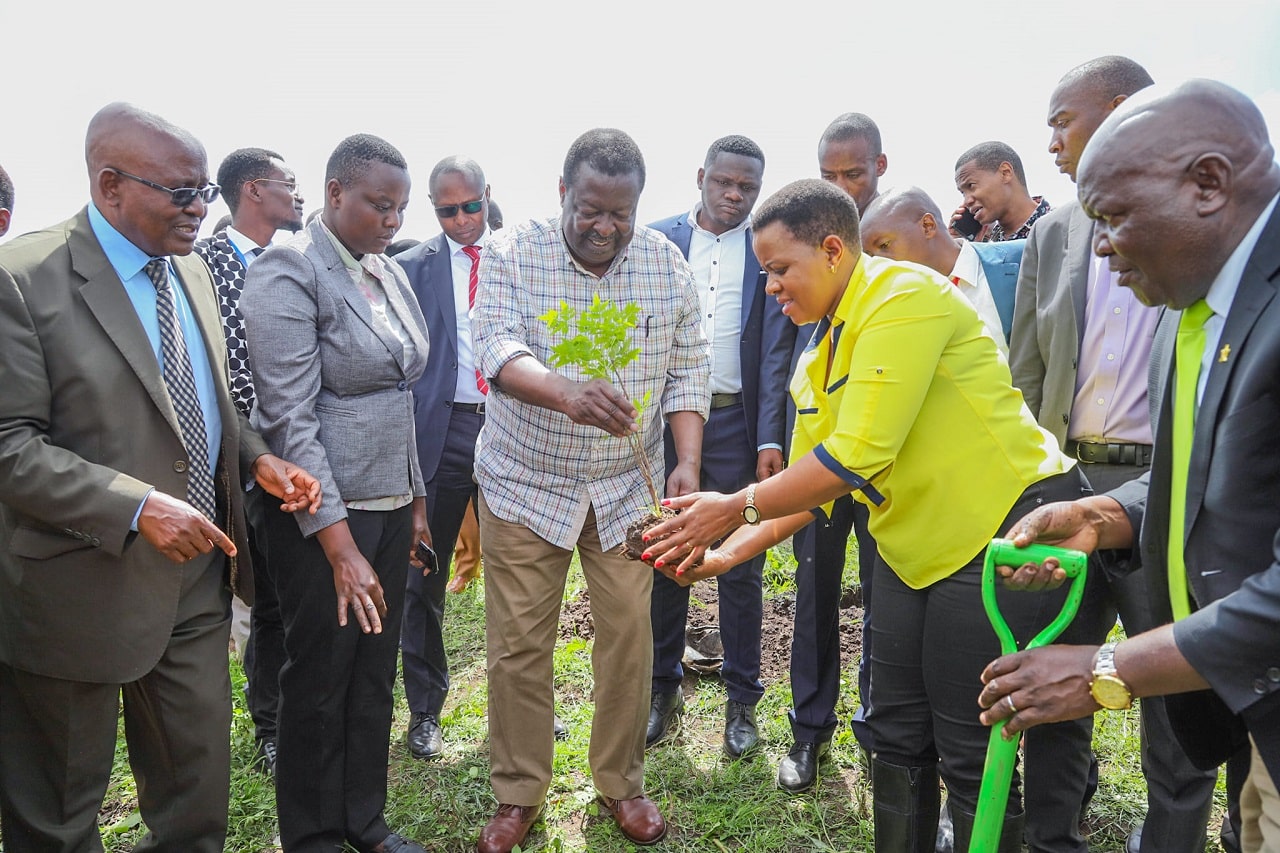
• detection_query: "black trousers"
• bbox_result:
[1023,460,1218,853]
[867,469,1090,818]
[402,407,481,717]
[268,501,412,853]
[652,402,764,705]
[0,553,231,853]
[243,483,286,743]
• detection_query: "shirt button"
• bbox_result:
[1107,353,1116,361]
[1113,306,1122,315]
[174,460,188,473]
[1096,397,1105,405]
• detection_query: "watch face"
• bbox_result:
[742,505,761,525]
[1091,675,1132,710]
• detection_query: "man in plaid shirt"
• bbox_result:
[470,128,710,853]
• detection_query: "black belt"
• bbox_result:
[1066,440,1152,466]
[453,401,486,415]
[710,392,743,410]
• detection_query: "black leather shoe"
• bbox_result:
[553,715,569,741]
[777,740,830,792]
[723,700,759,758]
[372,831,428,853]
[645,691,683,748]
[253,737,277,780]
[407,712,443,760]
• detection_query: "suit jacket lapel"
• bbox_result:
[1186,207,1280,533]
[1066,204,1093,346]
[740,226,759,332]
[427,236,459,362]
[310,220,407,373]
[70,212,186,442]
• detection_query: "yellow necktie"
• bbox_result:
[1168,299,1213,620]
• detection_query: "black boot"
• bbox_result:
[872,758,941,853]
[950,803,1025,853]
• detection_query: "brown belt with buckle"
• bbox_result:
[453,401,486,415]
[710,392,743,410]
[1065,440,1153,466]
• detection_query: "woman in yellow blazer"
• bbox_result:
[646,179,1088,853]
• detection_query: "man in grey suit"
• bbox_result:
[1008,56,1219,853]
[981,77,1280,853]
[0,102,319,853]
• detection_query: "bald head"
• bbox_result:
[1078,79,1280,308]
[86,102,211,257]
[860,186,959,275]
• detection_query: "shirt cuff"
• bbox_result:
[131,488,155,531]
[813,444,885,506]
[757,443,783,453]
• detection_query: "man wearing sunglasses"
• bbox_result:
[194,147,307,782]
[0,102,321,852]
[395,155,492,761]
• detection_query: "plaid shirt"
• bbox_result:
[473,216,711,551]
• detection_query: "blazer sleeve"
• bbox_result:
[1008,225,1047,415]
[756,271,797,449]
[241,247,347,537]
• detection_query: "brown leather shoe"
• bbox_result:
[597,794,667,846]
[476,803,543,853]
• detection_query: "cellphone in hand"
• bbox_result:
[953,207,983,240]
[415,540,438,574]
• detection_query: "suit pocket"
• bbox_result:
[7,524,95,560]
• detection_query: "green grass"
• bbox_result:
[26,543,1230,853]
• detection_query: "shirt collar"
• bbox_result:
[225,225,265,258]
[686,203,751,238]
[444,229,490,257]
[950,239,983,288]
[830,254,870,328]
[87,201,155,283]
[1204,191,1280,318]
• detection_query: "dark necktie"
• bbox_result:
[249,246,265,259]
[462,245,489,395]
[145,258,218,520]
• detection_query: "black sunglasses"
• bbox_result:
[108,167,221,207]
[434,198,484,219]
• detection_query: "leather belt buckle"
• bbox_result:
[454,401,486,415]
[710,392,742,410]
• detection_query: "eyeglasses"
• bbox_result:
[108,168,221,207]
[251,178,301,196]
[434,198,484,219]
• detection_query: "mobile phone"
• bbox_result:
[415,540,438,574]
[953,207,983,240]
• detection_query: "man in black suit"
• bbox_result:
[645,135,795,759]
[395,155,492,760]
[980,78,1280,851]
[194,146,306,778]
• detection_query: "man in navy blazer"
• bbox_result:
[981,78,1280,852]
[645,136,795,759]
[861,185,1022,350]
[393,155,495,761]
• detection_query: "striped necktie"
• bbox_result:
[145,258,218,520]
[462,245,489,394]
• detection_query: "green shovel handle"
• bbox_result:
[969,539,1088,853]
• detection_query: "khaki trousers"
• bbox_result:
[479,492,652,806]
[1241,736,1280,852]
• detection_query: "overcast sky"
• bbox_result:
[3,0,1279,245]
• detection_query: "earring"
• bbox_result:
[828,263,837,273]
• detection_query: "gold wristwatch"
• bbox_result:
[741,483,761,525]
[1090,641,1133,710]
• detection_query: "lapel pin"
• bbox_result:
[1219,343,1231,363]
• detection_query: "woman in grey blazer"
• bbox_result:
[243,136,431,853]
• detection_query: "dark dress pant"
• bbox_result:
[0,552,231,853]
[269,500,412,853]
[652,402,765,705]
[243,483,286,743]
[402,407,481,717]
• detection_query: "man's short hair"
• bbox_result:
[705,135,765,169]
[211,214,233,234]
[1061,55,1154,100]
[325,134,408,186]
[562,128,645,190]
[820,113,882,155]
[955,141,1028,189]
[0,163,14,212]
[428,155,485,194]
[753,178,860,249]
[216,147,284,214]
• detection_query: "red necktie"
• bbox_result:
[462,245,488,395]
